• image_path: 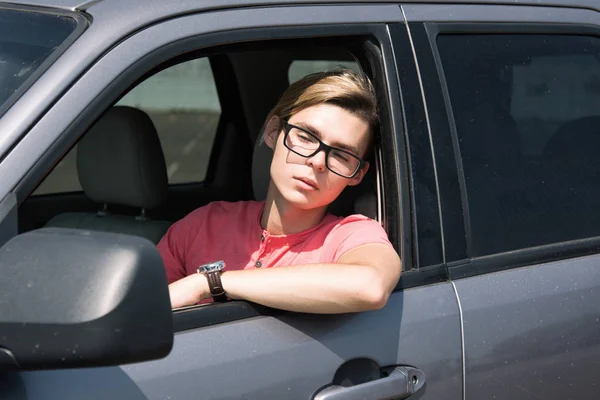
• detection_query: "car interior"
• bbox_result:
[17,37,386,245]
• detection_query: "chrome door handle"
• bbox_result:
[313,367,425,400]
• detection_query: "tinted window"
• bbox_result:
[438,34,600,256]
[0,9,78,115]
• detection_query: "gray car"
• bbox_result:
[1,0,600,399]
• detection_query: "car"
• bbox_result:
[1,0,600,398]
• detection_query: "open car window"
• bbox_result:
[32,57,221,195]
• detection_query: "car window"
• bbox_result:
[0,8,80,117]
[288,60,360,83]
[117,58,221,184]
[437,34,600,257]
[33,57,220,195]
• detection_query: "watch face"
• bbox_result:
[198,260,225,274]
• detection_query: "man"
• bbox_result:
[159,69,402,313]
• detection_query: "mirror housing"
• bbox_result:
[0,228,173,370]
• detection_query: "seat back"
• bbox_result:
[45,106,171,243]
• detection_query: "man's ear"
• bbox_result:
[263,116,281,150]
[346,161,370,187]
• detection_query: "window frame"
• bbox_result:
[415,20,600,279]
[0,4,88,119]
[389,23,445,274]
[6,6,413,330]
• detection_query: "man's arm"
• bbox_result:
[168,243,401,313]
[157,206,209,283]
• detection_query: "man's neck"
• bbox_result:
[261,187,327,235]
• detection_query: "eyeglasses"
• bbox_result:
[282,122,366,178]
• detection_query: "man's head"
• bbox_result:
[262,68,379,210]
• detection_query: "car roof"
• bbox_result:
[6,0,600,13]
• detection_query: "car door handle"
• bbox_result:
[313,366,425,400]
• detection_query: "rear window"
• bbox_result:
[438,33,600,257]
[0,8,81,115]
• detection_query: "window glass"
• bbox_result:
[33,58,220,195]
[437,34,600,256]
[0,9,79,117]
[288,60,360,83]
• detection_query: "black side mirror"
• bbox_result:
[0,228,173,370]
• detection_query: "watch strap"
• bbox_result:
[206,271,227,302]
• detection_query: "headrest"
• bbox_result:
[252,137,273,201]
[251,136,378,219]
[77,106,168,209]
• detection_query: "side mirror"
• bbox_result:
[0,228,173,370]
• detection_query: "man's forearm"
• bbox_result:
[220,263,389,314]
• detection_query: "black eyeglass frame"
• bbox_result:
[282,122,367,179]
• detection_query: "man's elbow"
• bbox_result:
[359,275,393,311]
[359,263,400,311]
[361,285,390,310]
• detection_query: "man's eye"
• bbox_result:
[332,151,350,162]
[298,134,315,143]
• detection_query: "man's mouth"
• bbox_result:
[294,176,319,190]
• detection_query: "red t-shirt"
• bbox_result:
[157,200,392,284]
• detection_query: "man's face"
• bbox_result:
[264,103,371,210]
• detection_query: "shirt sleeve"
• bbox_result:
[157,207,207,284]
[328,215,394,262]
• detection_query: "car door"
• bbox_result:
[405,3,600,399]
[0,3,462,399]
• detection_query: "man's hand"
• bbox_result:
[167,243,401,313]
[168,273,210,309]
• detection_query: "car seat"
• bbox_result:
[45,106,171,244]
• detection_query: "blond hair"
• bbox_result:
[263,68,379,157]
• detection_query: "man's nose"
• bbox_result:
[306,149,327,171]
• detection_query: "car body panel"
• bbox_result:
[405,2,600,399]
[455,257,600,399]
[5,284,462,399]
[402,2,598,23]
[123,284,462,400]
[8,0,600,13]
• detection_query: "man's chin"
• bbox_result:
[280,190,328,210]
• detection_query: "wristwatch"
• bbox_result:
[197,260,227,302]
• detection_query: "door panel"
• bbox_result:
[122,284,462,400]
[5,285,461,400]
[454,257,600,399]
[2,4,464,399]
[407,3,600,399]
